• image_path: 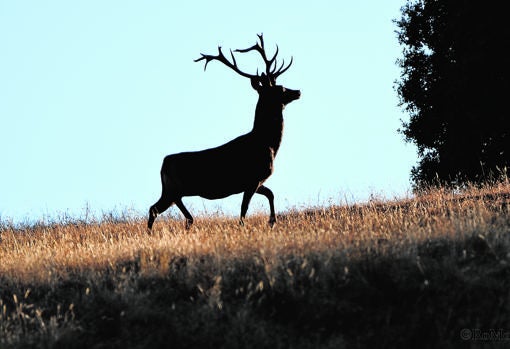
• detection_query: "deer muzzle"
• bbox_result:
[284,88,301,105]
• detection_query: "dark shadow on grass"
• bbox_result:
[1,232,509,348]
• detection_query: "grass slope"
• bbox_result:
[1,184,510,348]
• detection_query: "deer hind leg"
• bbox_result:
[148,195,174,231]
[175,198,194,229]
[256,185,276,227]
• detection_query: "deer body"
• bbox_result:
[160,132,275,200]
[148,35,300,230]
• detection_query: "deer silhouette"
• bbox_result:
[148,34,300,230]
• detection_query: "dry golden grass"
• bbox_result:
[1,182,510,348]
[2,183,508,282]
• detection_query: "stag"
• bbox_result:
[148,34,300,230]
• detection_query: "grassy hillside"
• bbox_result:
[1,184,510,348]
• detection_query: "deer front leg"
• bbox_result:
[175,198,194,229]
[256,185,276,227]
[240,186,258,226]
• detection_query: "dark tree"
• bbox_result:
[395,0,510,188]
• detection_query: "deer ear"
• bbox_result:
[261,73,273,87]
[250,77,262,91]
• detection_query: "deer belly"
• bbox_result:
[195,166,269,199]
[164,148,274,199]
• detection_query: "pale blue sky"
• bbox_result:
[0,1,416,223]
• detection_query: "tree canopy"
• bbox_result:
[395,0,510,188]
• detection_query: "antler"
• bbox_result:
[194,34,293,82]
[194,46,257,79]
[235,34,293,80]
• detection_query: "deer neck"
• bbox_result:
[252,101,284,155]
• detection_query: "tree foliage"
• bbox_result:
[395,0,510,188]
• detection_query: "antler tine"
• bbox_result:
[229,49,238,68]
[268,45,279,72]
[234,39,264,57]
[235,34,279,76]
[273,56,293,79]
[257,33,264,50]
[271,58,285,75]
[195,46,256,79]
